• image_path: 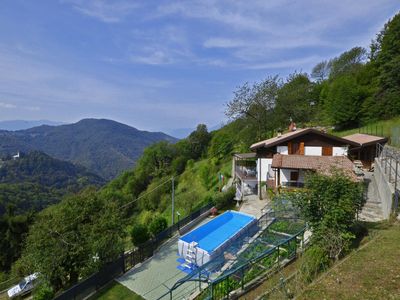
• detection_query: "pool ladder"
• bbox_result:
[183,242,198,269]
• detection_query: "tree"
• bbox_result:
[324,75,364,129]
[186,124,211,159]
[130,224,150,246]
[149,216,168,236]
[370,13,400,118]
[225,76,281,139]
[328,47,367,79]
[290,171,362,260]
[311,60,330,81]
[275,73,315,126]
[20,188,124,291]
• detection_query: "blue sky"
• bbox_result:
[0,1,399,133]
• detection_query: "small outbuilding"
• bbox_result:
[342,133,388,168]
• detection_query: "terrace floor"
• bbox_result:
[239,194,270,218]
[117,220,212,300]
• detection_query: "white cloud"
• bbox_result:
[0,102,16,109]
[63,0,140,23]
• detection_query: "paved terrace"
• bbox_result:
[117,223,209,300]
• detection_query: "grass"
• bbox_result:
[298,222,400,300]
[331,117,400,141]
[89,280,144,300]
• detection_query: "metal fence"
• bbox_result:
[54,202,214,300]
[203,227,304,300]
[376,143,400,211]
[124,202,213,270]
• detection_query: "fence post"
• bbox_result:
[389,158,392,182]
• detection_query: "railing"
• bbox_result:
[202,227,305,300]
[376,143,400,211]
[54,202,214,300]
[281,181,305,188]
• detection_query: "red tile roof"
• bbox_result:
[250,128,359,151]
[271,154,359,181]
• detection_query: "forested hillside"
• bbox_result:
[0,151,104,215]
[0,118,177,179]
[6,12,400,296]
[0,151,105,273]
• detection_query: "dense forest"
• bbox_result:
[0,151,104,272]
[2,12,399,298]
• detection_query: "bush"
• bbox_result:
[214,187,236,209]
[130,224,150,246]
[33,281,54,300]
[149,216,168,236]
[299,245,329,283]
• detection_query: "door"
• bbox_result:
[322,146,333,156]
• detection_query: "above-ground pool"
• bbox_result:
[178,210,257,267]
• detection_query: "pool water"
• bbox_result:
[180,211,256,253]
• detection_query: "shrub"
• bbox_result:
[149,216,168,236]
[214,187,236,209]
[130,224,150,246]
[33,281,54,300]
[299,245,329,283]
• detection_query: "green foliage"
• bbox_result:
[372,13,400,119]
[214,187,236,210]
[130,224,150,246]
[290,172,362,261]
[299,245,329,283]
[33,281,54,300]
[324,75,364,128]
[21,188,125,291]
[149,216,168,236]
[275,73,315,126]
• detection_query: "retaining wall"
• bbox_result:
[374,157,395,219]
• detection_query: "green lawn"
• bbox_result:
[298,222,400,300]
[89,280,144,300]
[331,117,400,140]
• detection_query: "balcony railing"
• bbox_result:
[281,181,305,188]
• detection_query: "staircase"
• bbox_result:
[359,172,384,222]
[182,242,198,269]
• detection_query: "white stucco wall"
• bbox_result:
[277,146,288,154]
[257,158,273,182]
[280,169,291,184]
[304,146,322,156]
[333,146,348,156]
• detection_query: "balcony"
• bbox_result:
[281,181,305,188]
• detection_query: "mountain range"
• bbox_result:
[0,119,65,131]
[0,119,177,179]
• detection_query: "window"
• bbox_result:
[290,171,299,181]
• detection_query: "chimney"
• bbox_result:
[289,121,297,132]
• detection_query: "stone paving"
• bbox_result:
[239,194,270,218]
[117,221,210,300]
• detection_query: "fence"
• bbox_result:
[203,227,304,300]
[54,202,214,300]
[376,144,400,212]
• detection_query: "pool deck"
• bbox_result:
[117,219,212,300]
[239,194,269,218]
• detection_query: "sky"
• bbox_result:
[0,1,399,134]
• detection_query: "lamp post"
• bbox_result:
[176,211,181,232]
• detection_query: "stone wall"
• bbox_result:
[374,157,395,219]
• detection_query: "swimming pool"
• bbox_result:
[178,210,257,267]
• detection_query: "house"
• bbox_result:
[232,124,381,200]
[12,151,20,160]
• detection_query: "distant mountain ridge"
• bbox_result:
[0,119,177,179]
[0,119,65,131]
